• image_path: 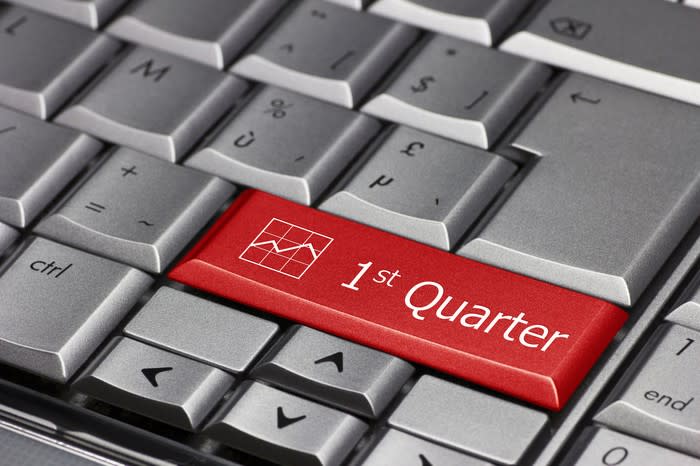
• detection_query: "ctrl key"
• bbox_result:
[0,238,152,382]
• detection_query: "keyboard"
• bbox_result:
[0,0,699,465]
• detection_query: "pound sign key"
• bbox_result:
[400,141,425,157]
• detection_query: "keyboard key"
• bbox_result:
[321,126,516,249]
[231,0,418,108]
[571,428,700,466]
[125,287,279,373]
[251,325,413,418]
[0,108,101,228]
[594,324,700,457]
[0,223,18,255]
[169,190,627,410]
[362,429,493,466]
[390,375,547,464]
[56,46,247,162]
[500,0,700,107]
[370,0,533,46]
[0,238,151,382]
[362,34,550,148]
[106,0,285,69]
[8,0,126,29]
[459,74,700,306]
[666,283,700,332]
[0,6,120,119]
[36,147,234,273]
[76,337,233,431]
[186,86,381,204]
[206,380,367,466]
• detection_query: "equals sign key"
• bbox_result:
[85,202,106,213]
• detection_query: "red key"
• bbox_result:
[170,190,627,410]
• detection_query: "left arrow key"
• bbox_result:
[141,366,173,387]
[74,337,234,431]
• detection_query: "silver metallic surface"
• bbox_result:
[106,0,285,69]
[231,0,418,108]
[251,325,413,418]
[324,0,370,10]
[0,238,152,382]
[0,422,115,466]
[0,223,18,255]
[371,0,533,46]
[389,375,548,465]
[36,147,234,273]
[460,74,700,306]
[361,429,494,466]
[666,282,700,332]
[362,34,550,148]
[571,428,700,466]
[594,324,700,457]
[75,337,234,431]
[0,6,120,118]
[125,287,279,373]
[7,0,126,28]
[56,46,247,162]
[321,126,516,249]
[187,86,381,204]
[206,380,367,466]
[0,107,101,227]
[500,0,700,106]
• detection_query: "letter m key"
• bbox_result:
[130,59,171,82]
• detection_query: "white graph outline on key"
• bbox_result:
[239,218,333,279]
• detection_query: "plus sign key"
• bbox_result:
[36,147,234,273]
[170,190,628,410]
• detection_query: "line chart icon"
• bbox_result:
[239,218,333,279]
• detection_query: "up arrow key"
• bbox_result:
[314,352,344,373]
[277,406,306,429]
[141,366,173,387]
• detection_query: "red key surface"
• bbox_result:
[170,190,627,410]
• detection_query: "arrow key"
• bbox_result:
[361,429,494,466]
[206,381,367,466]
[74,337,234,431]
[251,326,413,418]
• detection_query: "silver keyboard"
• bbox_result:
[0,1,699,465]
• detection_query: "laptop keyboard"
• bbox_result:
[0,1,699,466]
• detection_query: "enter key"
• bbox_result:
[595,324,700,457]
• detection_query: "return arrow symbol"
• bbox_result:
[141,367,173,387]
